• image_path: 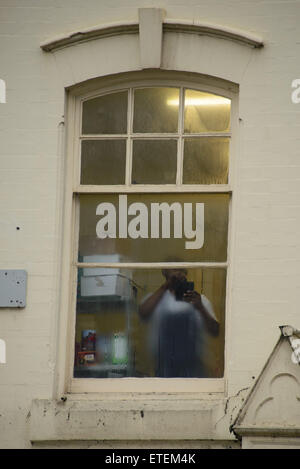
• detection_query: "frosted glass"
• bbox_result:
[81,140,126,185]
[184,89,230,133]
[183,138,229,184]
[133,87,179,133]
[74,267,226,378]
[132,140,177,184]
[82,91,128,134]
[78,193,229,263]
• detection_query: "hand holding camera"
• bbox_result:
[174,279,195,301]
[183,289,202,309]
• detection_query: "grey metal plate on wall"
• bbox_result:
[0,270,27,308]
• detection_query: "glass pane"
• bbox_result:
[73,267,226,378]
[132,140,177,184]
[183,137,229,184]
[78,193,229,263]
[184,89,231,133]
[80,140,126,185]
[82,91,128,134]
[133,87,179,133]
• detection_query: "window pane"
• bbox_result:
[73,267,225,378]
[78,193,229,263]
[183,137,229,185]
[132,140,177,184]
[82,91,128,134]
[133,87,179,133]
[184,90,231,133]
[80,140,126,185]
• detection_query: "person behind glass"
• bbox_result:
[139,268,219,378]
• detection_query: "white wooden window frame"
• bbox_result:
[60,74,238,396]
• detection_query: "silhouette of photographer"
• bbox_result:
[139,268,219,377]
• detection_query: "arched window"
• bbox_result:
[66,72,236,393]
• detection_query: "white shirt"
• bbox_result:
[142,289,217,376]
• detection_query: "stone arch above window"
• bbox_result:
[40,8,264,89]
[41,10,263,53]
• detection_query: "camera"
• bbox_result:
[175,280,194,301]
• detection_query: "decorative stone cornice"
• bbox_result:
[164,19,264,48]
[40,21,139,52]
[40,17,264,52]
